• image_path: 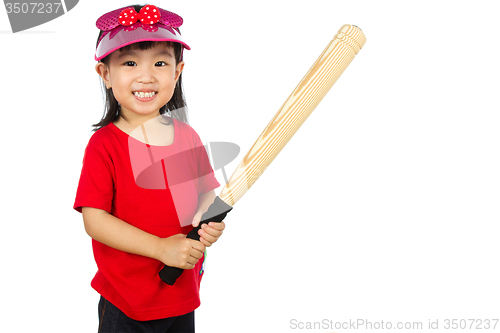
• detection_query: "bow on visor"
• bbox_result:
[119,5,160,25]
[96,5,183,41]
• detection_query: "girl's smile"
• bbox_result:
[133,90,157,101]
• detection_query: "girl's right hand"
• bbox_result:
[156,234,206,270]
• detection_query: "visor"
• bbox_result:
[95,5,190,61]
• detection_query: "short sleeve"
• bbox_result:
[73,136,115,213]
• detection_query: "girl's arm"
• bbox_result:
[82,207,205,270]
[192,190,226,247]
[193,190,217,224]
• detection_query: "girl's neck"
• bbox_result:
[114,110,161,132]
[113,112,174,146]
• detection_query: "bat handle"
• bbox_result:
[158,196,233,285]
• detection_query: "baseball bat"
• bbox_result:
[159,24,366,285]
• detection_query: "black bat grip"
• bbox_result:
[158,196,233,285]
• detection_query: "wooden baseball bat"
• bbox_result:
[159,24,366,285]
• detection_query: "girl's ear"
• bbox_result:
[175,61,185,82]
[95,62,111,89]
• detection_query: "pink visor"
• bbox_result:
[95,5,191,61]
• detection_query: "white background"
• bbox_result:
[1,1,499,332]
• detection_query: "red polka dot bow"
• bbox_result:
[96,6,183,31]
[118,5,161,26]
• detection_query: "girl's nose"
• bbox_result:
[137,67,155,83]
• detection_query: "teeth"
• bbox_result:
[134,91,156,98]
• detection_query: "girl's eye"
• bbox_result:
[124,61,136,66]
[155,61,167,66]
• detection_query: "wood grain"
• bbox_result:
[219,24,366,206]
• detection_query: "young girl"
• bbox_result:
[73,4,225,332]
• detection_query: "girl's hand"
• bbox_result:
[192,211,225,247]
[156,234,206,270]
[197,221,225,247]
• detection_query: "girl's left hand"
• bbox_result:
[192,212,225,247]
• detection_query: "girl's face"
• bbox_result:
[96,43,184,123]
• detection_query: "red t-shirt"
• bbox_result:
[73,117,220,321]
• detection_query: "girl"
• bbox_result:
[73,4,225,332]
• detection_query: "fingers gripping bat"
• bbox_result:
[159,24,366,285]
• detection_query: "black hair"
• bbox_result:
[92,4,188,131]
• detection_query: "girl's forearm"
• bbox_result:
[82,207,162,261]
[196,190,216,214]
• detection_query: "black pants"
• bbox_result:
[98,296,195,333]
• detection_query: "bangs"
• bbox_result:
[99,40,183,64]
